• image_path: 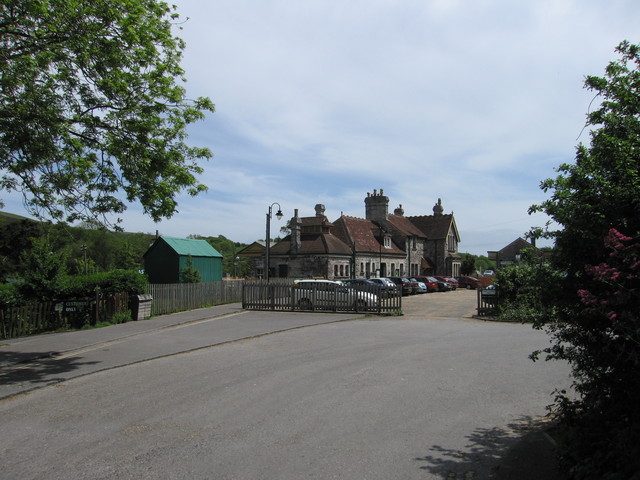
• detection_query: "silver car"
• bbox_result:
[292,279,379,311]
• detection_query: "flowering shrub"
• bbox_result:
[543,229,640,479]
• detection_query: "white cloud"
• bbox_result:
[5,0,640,255]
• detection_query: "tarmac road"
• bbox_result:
[0,290,570,479]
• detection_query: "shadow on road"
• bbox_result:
[414,416,556,479]
[0,350,99,387]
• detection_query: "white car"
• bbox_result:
[292,279,379,311]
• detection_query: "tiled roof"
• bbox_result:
[387,214,427,237]
[407,214,457,240]
[333,216,405,255]
[498,238,538,257]
[270,233,352,255]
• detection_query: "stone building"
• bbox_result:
[267,189,461,280]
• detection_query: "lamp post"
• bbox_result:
[265,202,283,282]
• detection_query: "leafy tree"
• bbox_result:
[0,0,214,226]
[457,252,494,276]
[19,236,70,299]
[529,41,640,479]
[179,254,200,283]
[493,248,561,324]
[460,253,476,275]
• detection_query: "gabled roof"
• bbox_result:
[147,236,223,258]
[270,233,352,255]
[387,214,427,238]
[498,237,538,256]
[333,216,405,255]
[407,214,460,241]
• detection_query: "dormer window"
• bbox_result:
[384,236,391,248]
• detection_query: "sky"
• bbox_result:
[5,0,640,255]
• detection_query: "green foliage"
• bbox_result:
[529,41,640,479]
[458,252,494,276]
[0,282,21,308]
[179,254,200,283]
[19,236,70,299]
[60,270,147,298]
[0,0,214,227]
[493,251,561,324]
[0,215,152,279]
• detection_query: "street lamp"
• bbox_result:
[265,202,283,281]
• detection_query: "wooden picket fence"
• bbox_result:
[242,281,402,314]
[0,293,131,340]
[146,280,243,316]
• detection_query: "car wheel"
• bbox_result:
[467,284,472,290]
[354,299,367,311]
[298,298,313,310]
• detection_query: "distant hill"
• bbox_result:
[0,211,37,225]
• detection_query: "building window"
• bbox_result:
[334,265,338,277]
[360,263,364,275]
[399,264,404,276]
[390,263,395,276]
[340,265,344,277]
[384,236,391,248]
[366,262,371,277]
[345,265,349,277]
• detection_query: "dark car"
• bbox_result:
[367,277,400,298]
[342,278,378,288]
[385,277,414,296]
[456,276,479,289]
[435,276,457,290]
[432,277,452,291]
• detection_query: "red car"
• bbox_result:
[456,276,480,289]
[435,276,458,290]
[413,276,439,292]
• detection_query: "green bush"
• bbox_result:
[59,270,147,299]
[0,283,22,308]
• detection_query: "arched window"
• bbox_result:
[334,265,338,277]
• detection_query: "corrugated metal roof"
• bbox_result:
[160,237,223,258]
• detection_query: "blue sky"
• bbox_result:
[5,0,640,255]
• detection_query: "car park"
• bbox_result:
[292,279,378,311]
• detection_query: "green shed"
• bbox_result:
[143,236,223,284]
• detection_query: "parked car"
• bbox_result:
[292,279,378,310]
[367,277,400,297]
[445,277,459,290]
[435,276,457,290]
[384,277,415,296]
[413,276,439,292]
[342,278,378,288]
[456,276,479,289]
[410,278,428,294]
[483,270,495,277]
[432,277,452,291]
